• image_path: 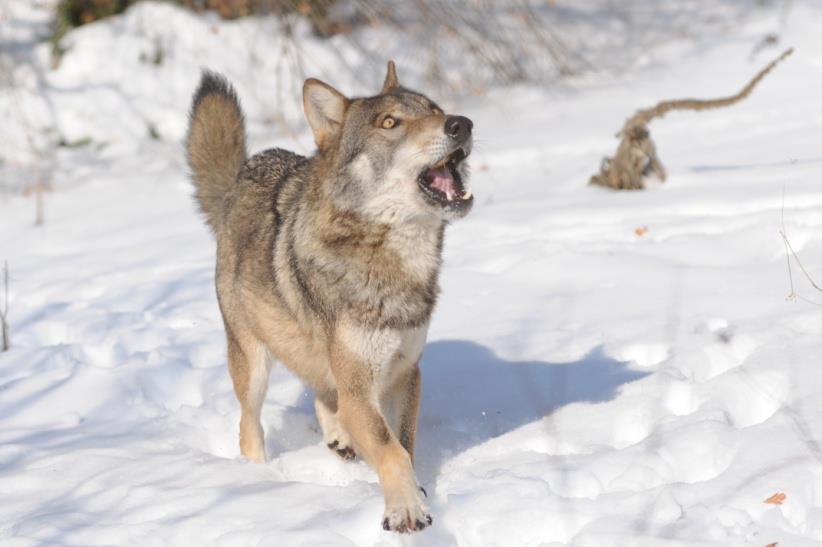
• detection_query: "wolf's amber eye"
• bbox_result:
[432,108,443,116]
[381,116,397,129]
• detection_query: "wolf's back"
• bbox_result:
[186,71,246,232]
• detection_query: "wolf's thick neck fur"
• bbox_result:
[228,147,445,334]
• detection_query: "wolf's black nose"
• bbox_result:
[445,116,473,142]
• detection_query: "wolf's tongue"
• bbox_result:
[427,165,455,200]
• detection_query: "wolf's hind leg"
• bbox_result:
[315,391,356,461]
[227,331,271,463]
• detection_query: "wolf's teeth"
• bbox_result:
[462,190,472,199]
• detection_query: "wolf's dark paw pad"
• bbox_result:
[335,446,356,461]
[327,441,356,461]
[382,507,432,533]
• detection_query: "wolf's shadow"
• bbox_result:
[414,340,649,480]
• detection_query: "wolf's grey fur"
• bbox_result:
[186,61,473,533]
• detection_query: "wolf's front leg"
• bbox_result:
[332,339,431,533]
[385,363,422,459]
[337,390,431,533]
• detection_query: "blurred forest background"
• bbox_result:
[39,0,790,85]
[0,0,791,200]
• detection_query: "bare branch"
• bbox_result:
[780,188,822,307]
[781,188,796,301]
[623,48,793,133]
[1,261,9,352]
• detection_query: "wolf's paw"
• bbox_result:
[381,500,432,533]
[327,439,356,461]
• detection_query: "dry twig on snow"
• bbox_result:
[780,189,822,307]
[1,261,9,352]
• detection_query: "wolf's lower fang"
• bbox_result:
[462,190,472,199]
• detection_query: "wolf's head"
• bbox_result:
[303,61,473,223]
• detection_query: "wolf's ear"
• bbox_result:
[303,78,349,150]
[381,60,399,93]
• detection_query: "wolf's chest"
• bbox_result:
[352,228,442,329]
[338,322,429,380]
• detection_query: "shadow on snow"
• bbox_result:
[415,339,650,479]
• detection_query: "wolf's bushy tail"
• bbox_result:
[186,71,246,232]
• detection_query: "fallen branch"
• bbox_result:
[590,48,794,190]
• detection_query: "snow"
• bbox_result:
[2,1,822,545]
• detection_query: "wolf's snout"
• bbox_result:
[444,116,473,142]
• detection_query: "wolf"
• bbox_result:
[186,61,473,533]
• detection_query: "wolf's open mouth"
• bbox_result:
[417,147,472,209]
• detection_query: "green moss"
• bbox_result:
[147,123,161,140]
[58,136,93,148]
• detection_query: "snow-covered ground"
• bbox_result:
[2,1,822,545]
